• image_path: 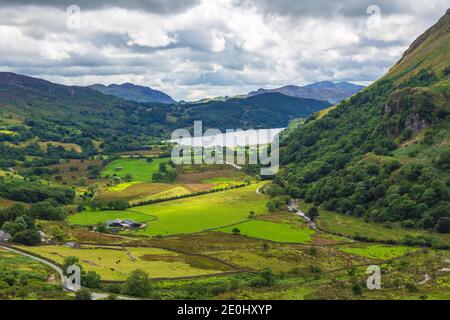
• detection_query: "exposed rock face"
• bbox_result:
[382,88,436,137]
[405,112,428,133]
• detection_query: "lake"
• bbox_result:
[170,128,285,147]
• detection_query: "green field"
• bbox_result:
[69,183,269,236]
[16,245,233,281]
[340,244,418,260]
[217,219,314,243]
[101,158,172,182]
[129,186,191,205]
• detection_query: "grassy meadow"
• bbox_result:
[217,219,314,243]
[101,158,172,182]
[16,245,234,281]
[69,183,268,236]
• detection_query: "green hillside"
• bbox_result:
[0,72,330,156]
[276,10,450,235]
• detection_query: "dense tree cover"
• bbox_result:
[89,199,129,211]
[30,200,67,221]
[0,204,40,245]
[0,201,68,245]
[0,178,75,204]
[277,68,450,233]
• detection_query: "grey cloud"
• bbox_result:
[0,0,200,14]
[239,0,450,18]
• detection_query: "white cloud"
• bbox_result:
[0,0,448,100]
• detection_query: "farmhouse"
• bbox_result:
[106,219,124,228]
[106,219,143,230]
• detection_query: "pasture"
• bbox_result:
[101,158,172,182]
[69,183,269,236]
[217,219,314,243]
[16,245,234,281]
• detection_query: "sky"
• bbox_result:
[0,0,448,101]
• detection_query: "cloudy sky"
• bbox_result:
[0,0,448,100]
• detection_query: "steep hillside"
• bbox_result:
[89,83,176,104]
[276,10,450,235]
[0,72,171,152]
[248,81,365,104]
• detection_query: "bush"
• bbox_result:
[307,207,319,221]
[74,288,92,300]
[83,271,101,289]
[122,269,150,297]
[250,268,275,287]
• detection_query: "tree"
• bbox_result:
[435,217,450,234]
[77,177,87,186]
[231,228,241,235]
[49,225,67,242]
[95,223,108,233]
[11,229,41,245]
[74,288,92,300]
[122,269,150,297]
[434,150,450,170]
[62,256,80,276]
[83,271,101,289]
[250,268,275,287]
[307,207,319,221]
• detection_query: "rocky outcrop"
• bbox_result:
[382,88,436,137]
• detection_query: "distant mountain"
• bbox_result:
[180,93,332,129]
[0,72,331,154]
[248,81,365,104]
[89,83,176,104]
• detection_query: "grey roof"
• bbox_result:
[123,219,140,225]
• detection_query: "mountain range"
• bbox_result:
[88,83,176,104]
[0,72,331,152]
[248,81,365,104]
